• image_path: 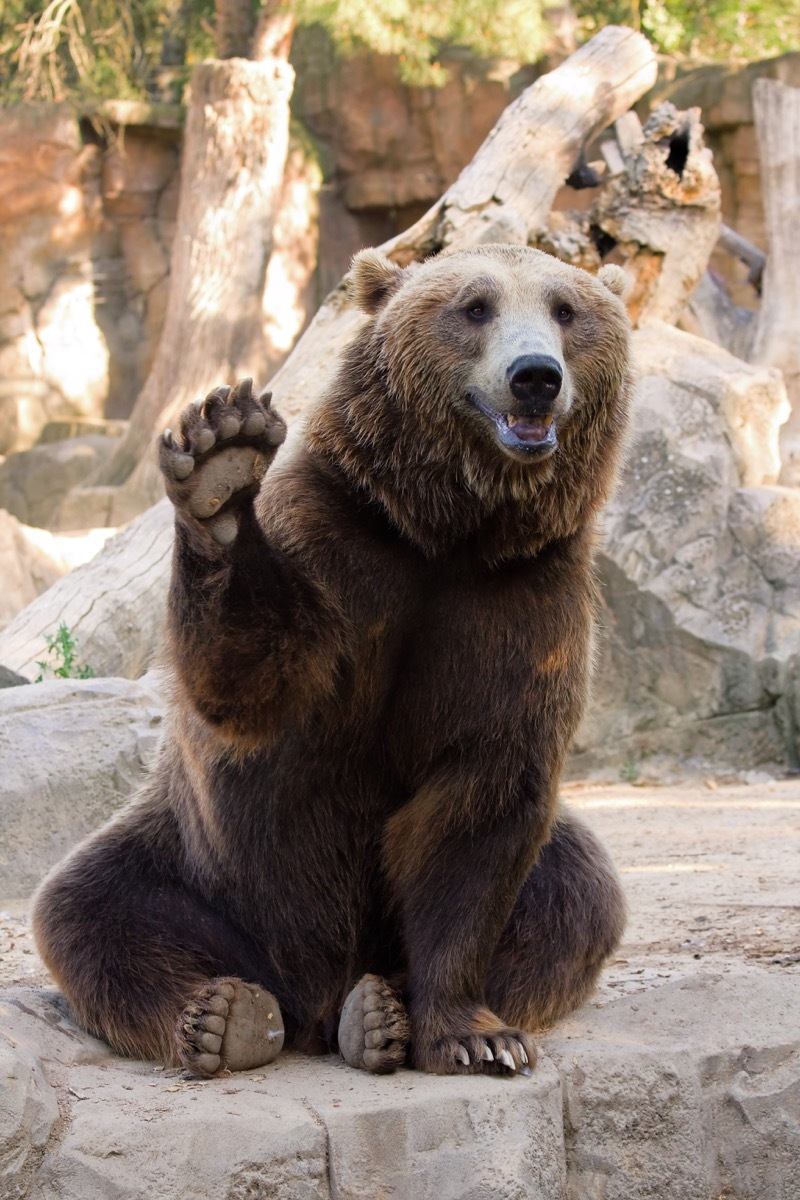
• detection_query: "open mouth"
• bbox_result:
[468,393,558,457]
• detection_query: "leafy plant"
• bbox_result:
[619,756,640,783]
[35,623,96,682]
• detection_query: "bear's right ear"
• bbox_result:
[349,249,405,314]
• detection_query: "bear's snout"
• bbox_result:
[506,355,563,413]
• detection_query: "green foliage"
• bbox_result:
[34,623,96,682]
[0,0,215,104]
[619,757,640,783]
[294,0,548,85]
[575,0,800,61]
[2,0,799,106]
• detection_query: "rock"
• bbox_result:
[0,512,63,632]
[35,276,109,419]
[0,436,121,529]
[0,499,173,681]
[0,1031,59,1198]
[544,970,800,1200]
[0,673,165,898]
[0,964,797,1197]
[0,509,115,632]
[0,106,108,453]
[573,320,797,774]
[0,666,27,688]
[291,28,539,213]
[101,132,179,220]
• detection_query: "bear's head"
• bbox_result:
[309,244,633,561]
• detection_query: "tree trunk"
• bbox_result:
[748,79,800,485]
[214,0,256,59]
[93,57,294,515]
[270,25,657,425]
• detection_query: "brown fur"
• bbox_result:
[33,246,631,1077]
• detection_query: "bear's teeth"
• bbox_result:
[507,413,554,428]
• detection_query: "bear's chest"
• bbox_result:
[381,551,595,769]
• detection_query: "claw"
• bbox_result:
[257,388,273,406]
[497,1049,515,1071]
[481,1045,494,1062]
[455,1045,470,1066]
[519,1065,533,1077]
[518,1043,529,1065]
[163,427,175,447]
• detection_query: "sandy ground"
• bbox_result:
[2,777,799,994]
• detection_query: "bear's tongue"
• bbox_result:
[506,413,554,444]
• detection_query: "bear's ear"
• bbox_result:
[597,263,628,299]
[349,249,405,314]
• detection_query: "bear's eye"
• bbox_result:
[465,301,490,322]
[554,303,575,325]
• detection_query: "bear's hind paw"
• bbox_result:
[338,974,409,1074]
[176,977,284,1078]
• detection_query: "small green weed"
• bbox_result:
[35,623,95,682]
[619,757,640,783]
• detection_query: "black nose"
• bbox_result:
[507,355,563,408]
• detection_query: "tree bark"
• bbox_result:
[748,79,800,485]
[270,25,657,424]
[588,103,721,326]
[94,57,294,510]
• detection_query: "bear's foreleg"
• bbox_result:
[382,776,545,1076]
[485,810,626,1029]
[159,381,340,737]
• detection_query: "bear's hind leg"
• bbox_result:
[485,811,626,1031]
[32,818,284,1076]
[177,977,284,1076]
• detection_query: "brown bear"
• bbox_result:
[33,244,631,1079]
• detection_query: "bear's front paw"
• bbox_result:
[414,1023,536,1078]
[159,378,286,546]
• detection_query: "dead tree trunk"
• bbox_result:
[749,79,800,485]
[94,57,294,516]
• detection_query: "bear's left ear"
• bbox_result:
[597,263,628,299]
[349,249,405,314]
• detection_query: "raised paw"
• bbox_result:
[338,973,410,1074]
[415,1026,536,1078]
[176,976,284,1078]
[159,378,286,546]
